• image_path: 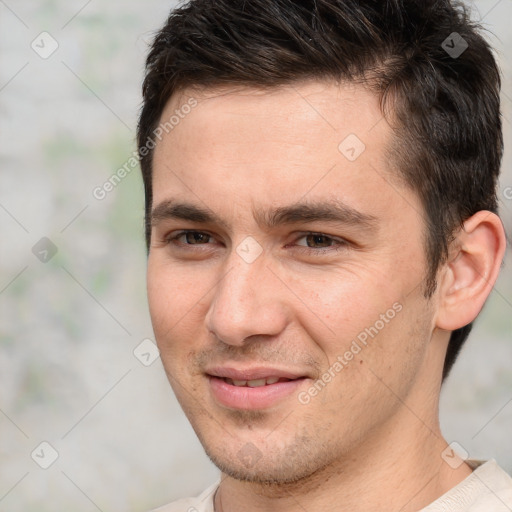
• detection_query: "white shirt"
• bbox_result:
[150,460,512,512]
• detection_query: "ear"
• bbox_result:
[435,211,507,331]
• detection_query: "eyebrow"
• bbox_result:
[151,199,378,232]
[255,201,377,231]
[151,201,229,229]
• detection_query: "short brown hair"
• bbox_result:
[137,0,503,380]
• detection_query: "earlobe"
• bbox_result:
[435,211,506,331]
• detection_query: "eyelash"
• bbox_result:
[165,230,349,255]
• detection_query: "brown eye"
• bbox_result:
[293,232,349,256]
[166,231,215,246]
[182,232,211,244]
[296,233,339,249]
[303,234,335,248]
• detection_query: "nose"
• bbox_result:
[204,250,289,346]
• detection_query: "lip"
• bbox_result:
[206,366,307,381]
[206,366,309,410]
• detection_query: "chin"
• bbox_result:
[206,453,318,485]
[197,428,335,486]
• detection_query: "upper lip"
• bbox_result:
[206,366,308,381]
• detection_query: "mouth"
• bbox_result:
[221,376,297,387]
[206,367,309,410]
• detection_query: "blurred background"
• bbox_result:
[0,1,511,510]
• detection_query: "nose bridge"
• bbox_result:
[205,251,286,346]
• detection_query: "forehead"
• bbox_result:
[157,81,385,159]
[151,80,418,227]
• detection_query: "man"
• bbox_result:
[137,0,511,510]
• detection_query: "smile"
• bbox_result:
[206,368,309,410]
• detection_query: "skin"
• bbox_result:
[147,80,506,511]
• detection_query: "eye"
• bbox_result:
[167,230,216,246]
[293,232,349,253]
[297,233,336,248]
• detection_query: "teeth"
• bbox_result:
[247,379,267,388]
[224,377,286,387]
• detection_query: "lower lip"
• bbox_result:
[208,376,306,410]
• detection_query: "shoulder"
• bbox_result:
[149,481,219,512]
[467,460,512,511]
[423,459,512,511]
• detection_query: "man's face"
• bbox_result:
[147,81,440,483]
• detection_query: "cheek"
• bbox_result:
[147,272,201,390]
[146,261,209,345]
[282,264,400,344]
